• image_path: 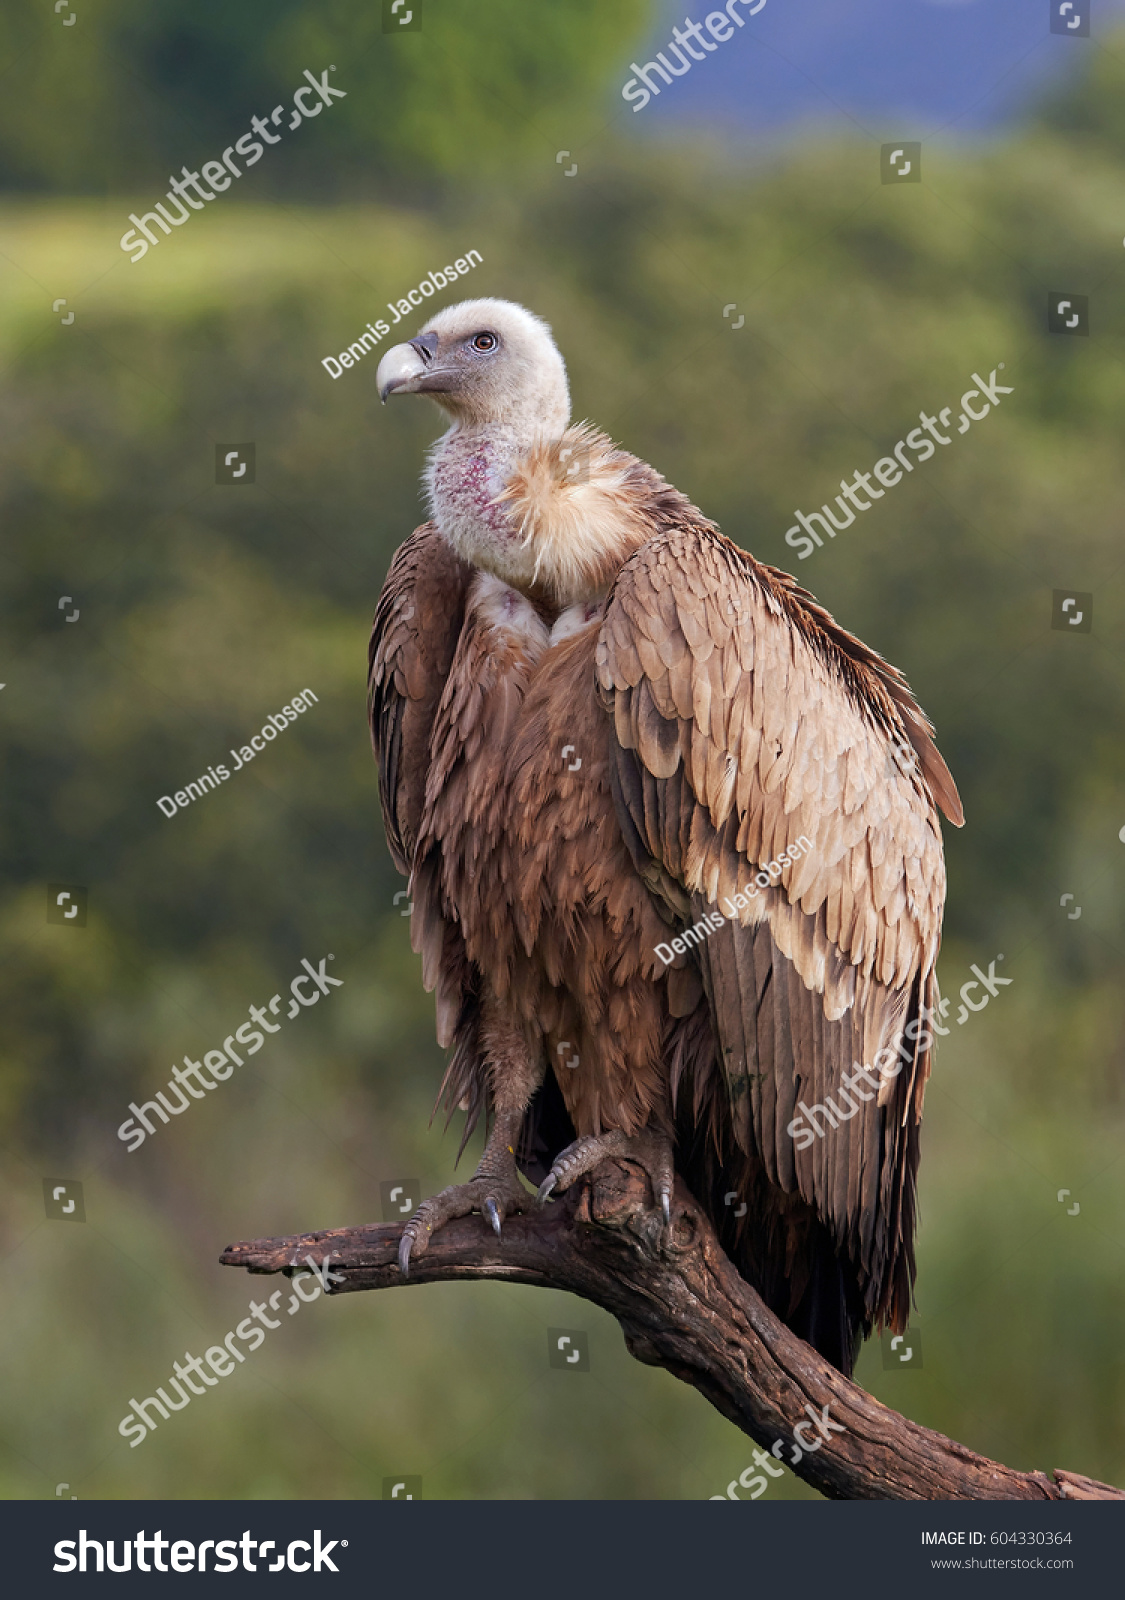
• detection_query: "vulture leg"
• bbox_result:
[398,1009,542,1276]
[538,1125,675,1228]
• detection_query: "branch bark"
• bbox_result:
[220,1158,1123,1501]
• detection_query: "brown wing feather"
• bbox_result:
[598,522,959,1344]
[368,523,474,873]
[368,524,484,1140]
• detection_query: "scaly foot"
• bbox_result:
[538,1126,675,1225]
[398,1162,537,1276]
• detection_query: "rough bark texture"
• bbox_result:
[220,1159,1124,1502]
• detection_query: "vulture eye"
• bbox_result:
[471,331,498,352]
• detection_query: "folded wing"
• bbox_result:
[368,523,473,874]
[597,523,961,1340]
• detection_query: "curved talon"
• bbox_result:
[395,1170,531,1267]
[540,1128,674,1232]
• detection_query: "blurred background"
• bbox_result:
[1,0,1124,1499]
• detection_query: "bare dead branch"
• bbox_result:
[220,1159,1124,1501]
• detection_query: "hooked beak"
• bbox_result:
[377,332,442,402]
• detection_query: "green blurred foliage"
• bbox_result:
[1,5,1124,1503]
[1037,28,1125,155]
[0,0,648,193]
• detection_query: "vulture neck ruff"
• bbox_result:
[427,423,653,612]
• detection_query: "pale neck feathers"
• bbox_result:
[493,424,656,608]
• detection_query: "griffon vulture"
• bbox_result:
[368,299,962,1374]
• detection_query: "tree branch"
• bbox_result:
[220,1158,1123,1501]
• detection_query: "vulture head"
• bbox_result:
[376,298,571,437]
[377,298,639,610]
